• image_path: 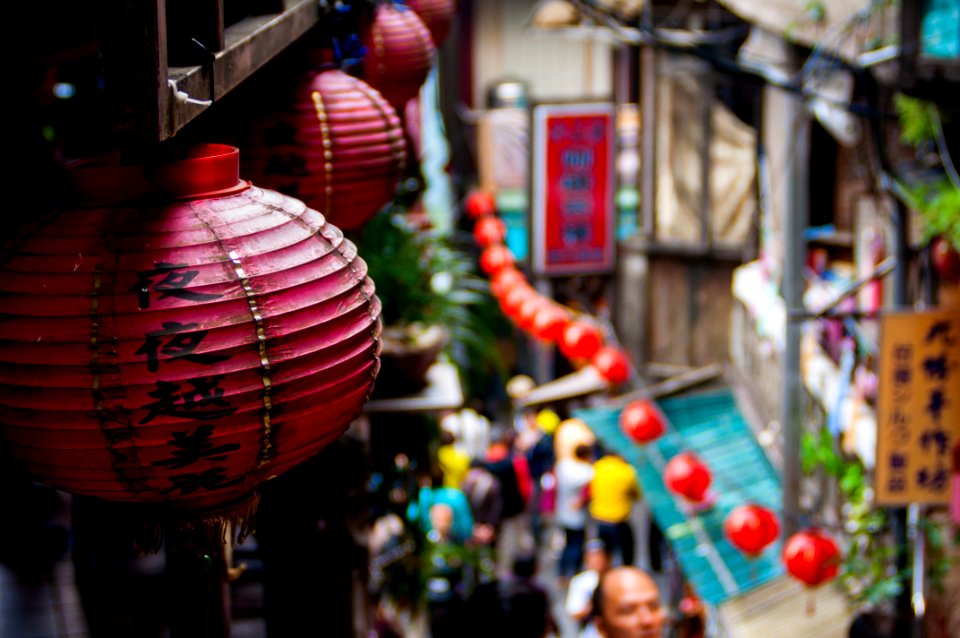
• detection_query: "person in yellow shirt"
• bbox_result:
[438,430,470,488]
[589,452,640,566]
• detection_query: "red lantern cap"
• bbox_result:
[474,216,506,248]
[783,529,841,587]
[664,451,712,503]
[592,346,631,384]
[620,400,665,445]
[724,504,780,556]
[559,321,603,360]
[480,244,515,276]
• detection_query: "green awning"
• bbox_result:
[575,389,784,606]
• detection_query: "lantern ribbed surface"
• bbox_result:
[0,145,381,512]
[407,0,457,48]
[362,4,436,113]
[242,69,406,232]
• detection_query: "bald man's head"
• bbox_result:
[592,567,665,638]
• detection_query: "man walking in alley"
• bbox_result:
[591,566,665,638]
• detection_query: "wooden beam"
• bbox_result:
[608,363,723,408]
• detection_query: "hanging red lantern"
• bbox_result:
[530,304,570,343]
[516,295,548,331]
[480,244,515,276]
[407,0,457,48]
[473,216,506,247]
[724,504,780,556]
[362,4,436,113]
[490,266,526,298]
[782,529,840,587]
[0,145,382,515]
[559,321,603,360]
[664,451,712,503]
[501,284,535,320]
[242,69,406,231]
[592,346,631,384]
[620,400,665,444]
[931,236,960,283]
[465,190,496,219]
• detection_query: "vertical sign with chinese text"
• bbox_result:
[531,103,615,276]
[876,310,960,505]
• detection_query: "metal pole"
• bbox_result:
[639,6,656,239]
[781,81,810,538]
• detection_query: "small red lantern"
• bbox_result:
[931,236,960,283]
[783,529,840,587]
[592,346,631,384]
[501,284,535,320]
[664,452,712,503]
[490,267,526,298]
[479,244,515,276]
[242,69,406,231]
[620,400,665,444]
[516,295,547,331]
[407,0,457,48]
[473,216,506,247]
[362,4,436,113]
[530,304,569,343]
[724,504,780,556]
[465,190,496,219]
[0,145,381,517]
[559,321,603,360]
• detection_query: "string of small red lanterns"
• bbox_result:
[464,189,633,386]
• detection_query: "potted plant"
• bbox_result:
[353,204,501,398]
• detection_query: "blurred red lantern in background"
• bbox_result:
[480,244,515,276]
[664,451,712,503]
[559,321,602,360]
[0,145,382,516]
[724,504,780,556]
[407,0,457,48]
[362,4,436,113]
[473,216,506,247]
[592,346,631,384]
[517,295,547,331]
[490,266,526,298]
[620,400,665,444]
[931,236,960,283]
[783,529,840,587]
[242,69,406,231]
[531,304,569,343]
[501,284,535,319]
[465,190,496,219]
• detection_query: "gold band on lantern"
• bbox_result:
[310,90,335,221]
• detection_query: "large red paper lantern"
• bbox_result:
[783,529,840,587]
[620,400,665,444]
[592,346,630,384]
[362,4,436,113]
[0,145,381,514]
[407,0,457,48]
[724,504,780,556]
[559,321,603,360]
[664,451,712,503]
[242,69,406,231]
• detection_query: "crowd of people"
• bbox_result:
[368,400,700,638]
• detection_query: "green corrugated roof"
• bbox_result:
[574,389,785,606]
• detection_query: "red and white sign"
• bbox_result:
[531,103,615,276]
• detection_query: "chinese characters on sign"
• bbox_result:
[132,263,242,497]
[876,310,960,505]
[531,103,615,276]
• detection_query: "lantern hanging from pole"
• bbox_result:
[407,0,457,48]
[620,400,665,444]
[664,451,712,504]
[480,244,515,276]
[465,190,497,219]
[782,528,840,588]
[559,321,603,360]
[0,145,382,519]
[242,68,406,231]
[724,504,780,557]
[362,3,436,114]
[473,216,506,247]
[530,303,569,343]
[592,346,631,384]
